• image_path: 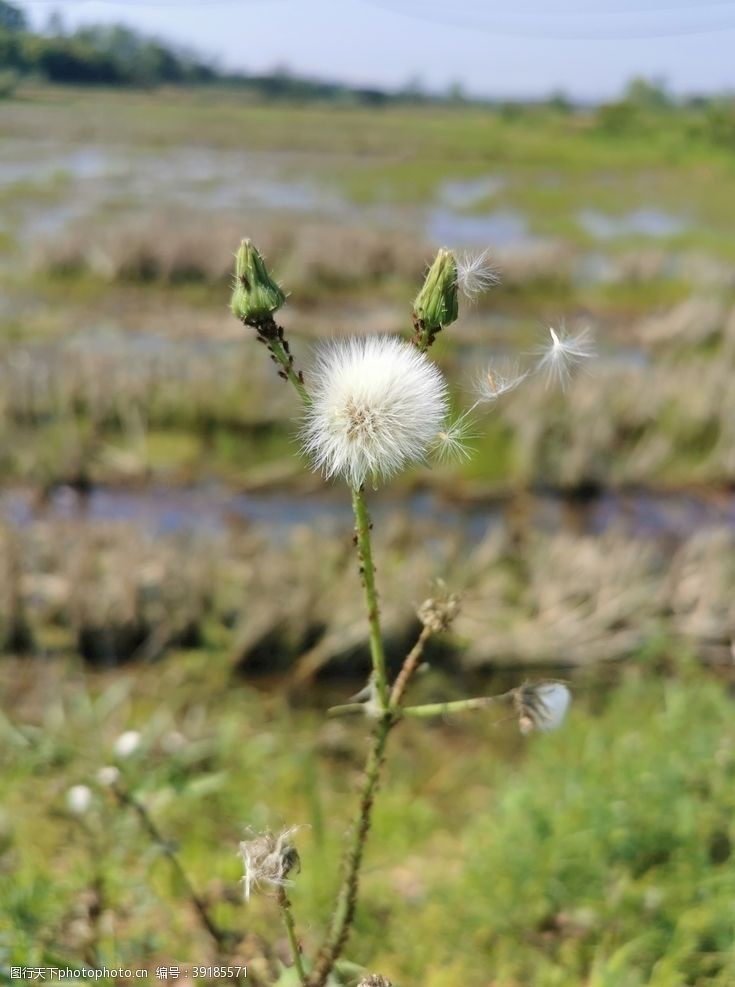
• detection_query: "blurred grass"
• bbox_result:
[2,656,735,985]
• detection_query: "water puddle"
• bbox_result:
[426,207,539,248]
[577,208,687,240]
[438,175,506,209]
[2,484,734,544]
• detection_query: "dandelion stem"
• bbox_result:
[245,315,311,405]
[351,486,390,711]
[276,887,307,985]
[306,717,391,987]
[390,623,433,707]
[268,335,311,405]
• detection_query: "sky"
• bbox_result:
[18,0,735,100]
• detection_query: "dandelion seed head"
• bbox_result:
[475,358,528,403]
[238,827,301,902]
[96,766,120,787]
[456,249,501,300]
[515,682,571,734]
[537,325,594,387]
[302,336,449,488]
[66,784,93,815]
[114,730,141,758]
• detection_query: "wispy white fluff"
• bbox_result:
[518,682,571,734]
[456,249,501,299]
[474,358,528,403]
[537,326,594,387]
[302,336,449,488]
[431,410,476,464]
[66,784,93,815]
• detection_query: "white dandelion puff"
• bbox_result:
[114,730,141,758]
[537,325,594,387]
[96,765,120,787]
[66,784,93,815]
[475,358,528,403]
[302,336,449,488]
[515,682,571,734]
[431,409,477,464]
[456,249,501,300]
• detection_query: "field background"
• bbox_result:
[2,81,735,986]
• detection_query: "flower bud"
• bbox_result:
[231,239,286,324]
[413,248,458,336]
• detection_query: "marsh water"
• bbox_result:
[3,482,734,544]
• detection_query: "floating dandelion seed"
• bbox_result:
[302,336,449,488]
[431,409,476,464]
[515,682,571,734]
[537,325,594,387]
[239,828,301,902]
[456,249,501,300]
[475,358,528,403]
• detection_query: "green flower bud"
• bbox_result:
[231,239,286,324]
[413,248,458,334]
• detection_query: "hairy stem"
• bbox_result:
[276,887,307,985]
[306,716,392,987]
[351,486,389,711]
[249,316,311,405]
[268,336,311,405]
[390,623,433,707]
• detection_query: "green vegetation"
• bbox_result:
[3,658,734,986]
[2,79,735,985]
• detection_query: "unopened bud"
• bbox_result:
[231,239,286,324]
[413,248,458,338]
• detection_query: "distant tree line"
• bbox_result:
[1,0,734,142]
[0,1,218,85]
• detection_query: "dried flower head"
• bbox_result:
[537,326,594,387]
[302,336,449,488]
[357,977,393,987]
[514,682,571,734]
[239,828,301,902]
[475,358,528,403]
[417,580,461,633]
[456,249,501,300]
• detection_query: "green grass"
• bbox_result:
[2,655,734,986]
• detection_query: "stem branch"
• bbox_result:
[390,624,433,707]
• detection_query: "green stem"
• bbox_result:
[306,717,391,987]
[402,694,505,718]
[277,887,307,985]
[351,486,389,711]
[268,337,311,406]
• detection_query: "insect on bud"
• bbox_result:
[413,248,459,344]
[231,239,286,325]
